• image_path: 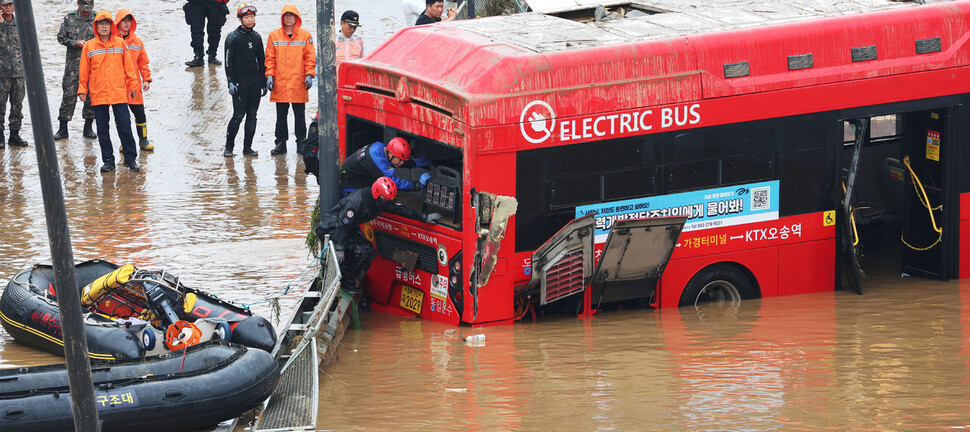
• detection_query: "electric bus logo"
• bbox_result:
[520,100,556,144]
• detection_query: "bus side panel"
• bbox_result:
[960,193,970,279]
[467,151,518,325]
[777,239,836,296]
[658,247,780,310]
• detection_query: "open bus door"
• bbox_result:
[841,105,957,285]
[840,118,868,294]
[900,108,953,279]
[520,215,686,313]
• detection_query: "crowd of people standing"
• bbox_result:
[0,0,373,174]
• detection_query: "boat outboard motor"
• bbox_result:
[143,280,181,328]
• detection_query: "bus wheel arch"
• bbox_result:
[678,262,760,308]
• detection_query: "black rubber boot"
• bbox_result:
[136,123,153,151]
[83,119,97,139]
[7,131,28,147]
[53,121,68,140]
[270,142,286,155]
[185,57,204,67]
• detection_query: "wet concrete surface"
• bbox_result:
[0,0,354,365]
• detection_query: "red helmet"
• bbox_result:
[372,177,397,201]
[386,137,411,161]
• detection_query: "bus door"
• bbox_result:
[840,118,868,294]
[900,108,952,279]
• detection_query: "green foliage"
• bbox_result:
[268,296,281,325]
[305,198,321,255]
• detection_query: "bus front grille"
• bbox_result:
[374,231,438,274]
[542,249,586,304]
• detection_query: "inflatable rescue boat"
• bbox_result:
[0,340,280,432]
[0,260,276,360]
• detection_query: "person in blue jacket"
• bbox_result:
[339,136,432,196]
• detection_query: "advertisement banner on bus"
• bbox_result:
[576,180,779,243]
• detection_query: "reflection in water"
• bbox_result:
[320,283,970,431]
[0,0,320,371]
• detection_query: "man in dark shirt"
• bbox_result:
[183,0,229,66]
[223,3,265,157]
[316,177,441,291]
[415,0,456,26]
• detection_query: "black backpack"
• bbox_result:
[303,120,320,184]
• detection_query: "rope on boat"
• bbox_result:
[239,245,328,309]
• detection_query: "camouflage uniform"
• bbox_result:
[0,10,25,141]
[56,7,94,123]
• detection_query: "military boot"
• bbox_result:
[185,57,204,67]
[224,135,235,157]
[53,120,68,140]
[7,131,28,147]
[208,55,222,65]
[270,142,287,155]
[135,123,154,151]
[82,119,97,139]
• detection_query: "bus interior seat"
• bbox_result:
[845,157,905,227]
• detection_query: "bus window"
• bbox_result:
[843,114,898,143]
[346,115,463,228]
[780,113,837,216]
[516,135,661,252]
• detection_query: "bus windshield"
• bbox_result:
[346,115,464,230]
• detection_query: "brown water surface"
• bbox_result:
[323,280,970,431]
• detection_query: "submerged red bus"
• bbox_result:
[336,0,970,325]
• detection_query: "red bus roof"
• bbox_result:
[338,0,970,127]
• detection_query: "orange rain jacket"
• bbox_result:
[265,5,316,103]
[78,10,139,106]
[115,9,151,106]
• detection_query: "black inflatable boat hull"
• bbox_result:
[0,341,280,432]
[0,260,276,360]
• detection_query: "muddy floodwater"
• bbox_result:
[2,1,970,431]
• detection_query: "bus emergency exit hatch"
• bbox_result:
[522,215,686,307]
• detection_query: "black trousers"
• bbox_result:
[93,104,137,164]
[316,221,376,288]
[275,102,305,146]
[227,81,262,151]
[185,0,228,58]
[128,104,146,124]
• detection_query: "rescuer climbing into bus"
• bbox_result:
[317,177,442,292]
[339,137,432,196]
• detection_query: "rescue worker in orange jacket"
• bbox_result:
[115,9,153,151]
[265,5,315,156]
[78,11,141,172]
